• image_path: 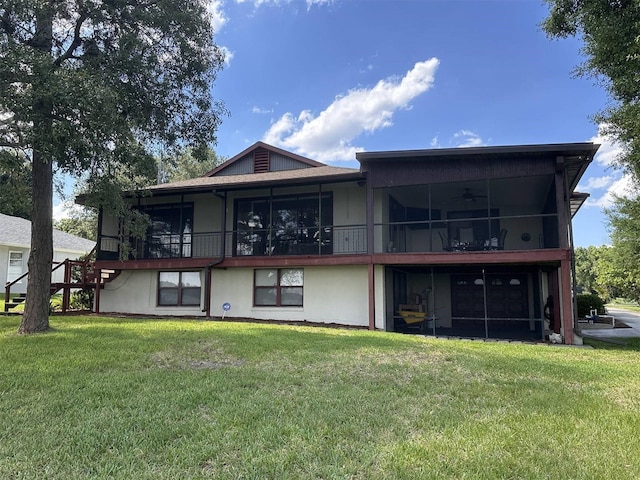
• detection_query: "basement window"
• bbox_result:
[158,271,201,306]
[254,268,303,307]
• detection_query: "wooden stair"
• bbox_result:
[4,293,27,311]
[4,255,120,313]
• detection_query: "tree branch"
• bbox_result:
[53,12,89,67]
[0,114,15,127]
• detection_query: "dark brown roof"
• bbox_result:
[146,165,362,195]
[356,142,600,162]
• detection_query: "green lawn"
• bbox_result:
[1,315,639,479]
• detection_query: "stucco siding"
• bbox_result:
[97,265,370,326]
[211,265,369,327]
[99,270,205,316]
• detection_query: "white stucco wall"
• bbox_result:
[99,270,205,316]
[212,265,369,327]
[98,265,370,326]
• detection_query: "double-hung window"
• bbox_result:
[254,269,303,307]
[158,271,201,306]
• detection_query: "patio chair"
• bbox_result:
[498,229,508,250]
[439,232,452,251]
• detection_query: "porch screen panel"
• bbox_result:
[236,193,332,256]
[138,204,194,259]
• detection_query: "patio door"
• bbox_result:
[451,273,528,320]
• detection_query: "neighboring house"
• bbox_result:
[0,213,96,294]
[89,141,598,344]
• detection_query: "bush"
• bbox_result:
[576,293,606,318]
[70,289,94,311]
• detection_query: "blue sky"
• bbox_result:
[58,0,631,247]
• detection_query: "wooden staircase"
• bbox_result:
[4,293,27,311]
[4,255,120,314]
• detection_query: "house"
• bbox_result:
[1,213,96,295]
[89,141,599,344]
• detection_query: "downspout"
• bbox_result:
[204,190,227,318]
[96,207,103,260]
[365,174,375,330]
[482,268,488,339]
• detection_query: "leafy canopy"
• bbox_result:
[1,0,226,202]
[543,0,640,175]
[158,145,226,184]
[1,0,226,332]
[0,150,31,219]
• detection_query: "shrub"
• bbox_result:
[576,293,606,318]
[70,289,94,311]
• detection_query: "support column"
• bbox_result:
[559,258,574,344]
[94,268,101,314]
[368,263,375,330]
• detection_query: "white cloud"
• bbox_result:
[577,175,616,191]
[263,58,440,162]
[452,130,485,148]
[235,0,334,9]
[584,174,635,209]
[52,201,74,221]
[581,123,636,208]
[218,45,234,66]
[207,0,228,32]
[252,106,274,114]
[590,123,625,167]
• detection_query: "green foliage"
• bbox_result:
[574,245,605,294]
[2,317,640,478]
[69,290,93,311]
[1,1,226,331]
[54,206,98,241]
[543,1,640,173]
[157,145,226,184]
[595,196,640,303]
[0,150,32,219]
[576,293,606,318]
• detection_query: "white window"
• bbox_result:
[7,251,24,283]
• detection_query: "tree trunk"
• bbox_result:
[19,151,53,333]
[18,6,54,334]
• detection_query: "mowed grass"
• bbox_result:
[1,316,639,479]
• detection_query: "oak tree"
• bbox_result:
[1,1,226,333]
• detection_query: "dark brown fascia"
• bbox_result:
[134,172,366,198]
[356,142,600,164]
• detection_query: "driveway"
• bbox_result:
[579,307,640,340]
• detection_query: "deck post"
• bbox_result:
[62,259,71,313]
[368,263,375,330]
[559,258,574,344]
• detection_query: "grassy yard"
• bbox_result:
[1,315,639,479]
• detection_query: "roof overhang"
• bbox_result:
[570,192,590,218]
[356,142,600,163]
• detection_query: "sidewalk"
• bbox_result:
[578,307,640,341]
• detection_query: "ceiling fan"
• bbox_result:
[461,188,488,202]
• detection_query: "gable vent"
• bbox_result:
[254,148,270,173]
